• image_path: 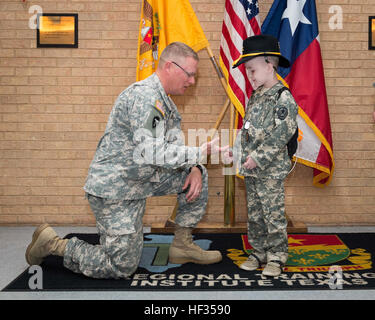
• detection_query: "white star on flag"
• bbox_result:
[281,0,312,36]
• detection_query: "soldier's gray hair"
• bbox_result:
[159,42,199,67]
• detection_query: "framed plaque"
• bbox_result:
[37,13,78,48]
[370,16,375,50]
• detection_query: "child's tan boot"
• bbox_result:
[262,260,283,277]
[239,253,266,271]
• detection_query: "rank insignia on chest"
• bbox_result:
[277,107,288,120]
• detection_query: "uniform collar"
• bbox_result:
[262,81,284,96]
[148,73,181,120]
[254,80,284,97]
[152,73,176,112]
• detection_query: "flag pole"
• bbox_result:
[164,97,231,228]
[224,103,236,226]
[205,45,236,227]
[206,46,227,92]
[164,45,235,228]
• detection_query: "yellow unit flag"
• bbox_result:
[136,0,209,81]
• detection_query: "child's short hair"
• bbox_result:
[264,55,279,70]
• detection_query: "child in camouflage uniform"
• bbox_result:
[231,35,298,276]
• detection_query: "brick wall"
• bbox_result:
[0,0,374,226]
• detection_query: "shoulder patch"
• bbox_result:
[144,106,165,138]
[277,106,288,120]
[152,115,161,129]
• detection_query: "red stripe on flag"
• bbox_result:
[220,0,260,129]
[219,46,230,73]
[225,0,248,39]
[220,44,247,108]
[228,73,246,106]
[249,17,261,35]
[221,22,241,63]
[221,19,250,111]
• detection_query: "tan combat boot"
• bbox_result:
[239,253,266,271]
[168,226,222,264]
[262,252,288,277]
[262,261,283,277]
[25,223,68,265]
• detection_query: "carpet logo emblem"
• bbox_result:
[227,234,372,272]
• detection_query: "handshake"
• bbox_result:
[199,137,229,158]
[200,137,257,170]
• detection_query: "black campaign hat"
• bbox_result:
[232,34,290,69]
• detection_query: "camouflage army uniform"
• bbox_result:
[63,73,207,279]
[239,81,298,264]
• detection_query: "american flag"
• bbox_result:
[219,0,261,129]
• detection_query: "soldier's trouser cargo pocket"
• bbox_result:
[63,166,210,279]
[63,195,146,279]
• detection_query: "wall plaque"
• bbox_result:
[369,16,375,50]
[37,13,78,48]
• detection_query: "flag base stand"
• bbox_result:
[152,218,307,234]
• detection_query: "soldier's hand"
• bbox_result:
[182,167,202,202]
[201,137,220,156]
[243,156,257,170]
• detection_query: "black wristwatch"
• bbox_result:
[189,165,203,175]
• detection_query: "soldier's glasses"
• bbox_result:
[171,61,196,78]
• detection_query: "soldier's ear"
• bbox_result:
[163,60,173,73]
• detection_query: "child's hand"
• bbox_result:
[222,146,233,164]
[243,156,257,170]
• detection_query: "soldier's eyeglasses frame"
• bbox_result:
[171,61,196,78]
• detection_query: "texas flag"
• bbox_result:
[262,0,334,187]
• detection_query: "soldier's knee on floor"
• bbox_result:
[106,258,139,279]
